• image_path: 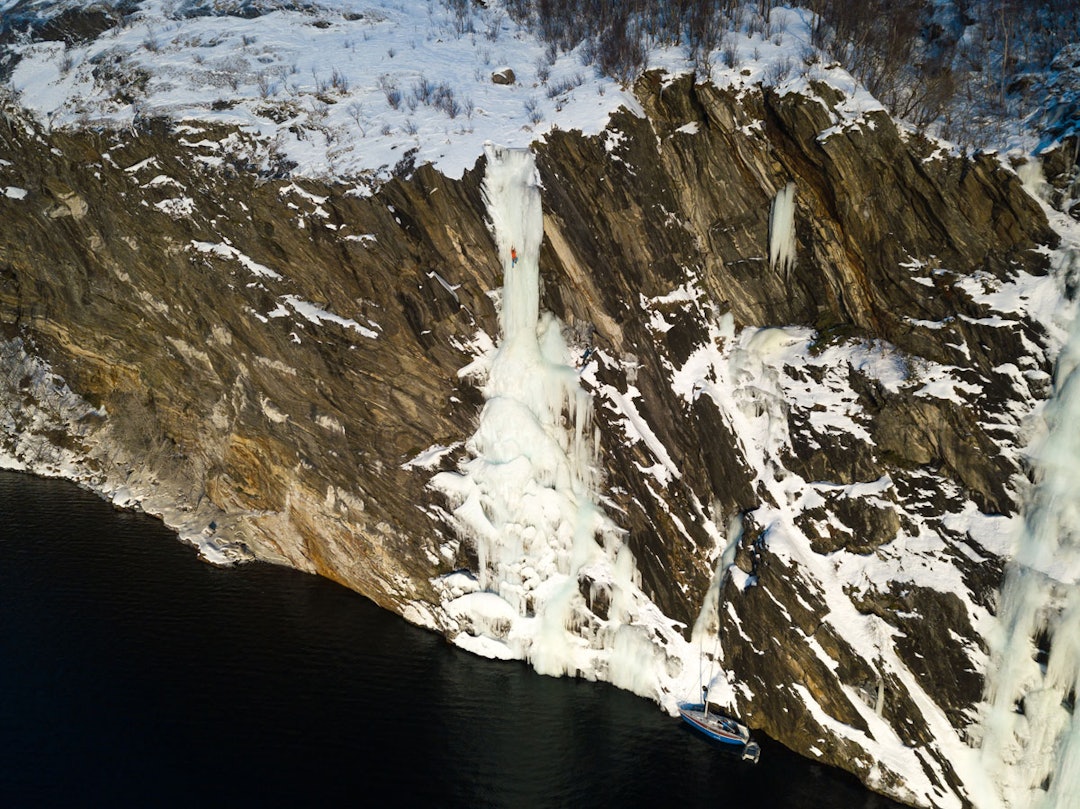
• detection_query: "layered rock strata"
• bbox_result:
[0,74,1063,806]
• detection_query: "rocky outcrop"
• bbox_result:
[0,72,1060,806]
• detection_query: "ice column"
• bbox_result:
[434,145,604,655]
[482,144,542,343]
[768,182,797,274]
[476,144,596,508]
[982,309,1080,808]
[431,145,705,702]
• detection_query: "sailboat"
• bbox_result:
[678,686,761,763]
[680,539,760,763]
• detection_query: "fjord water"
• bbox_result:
[0,471,898,808]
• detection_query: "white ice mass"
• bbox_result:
[768,182,797,274]
[982,241,1080,808]
[431,144,714,707]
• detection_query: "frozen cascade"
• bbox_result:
[431,144,708,708]
[982,252,1080,808]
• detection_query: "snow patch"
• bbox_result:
[189,240,281,279]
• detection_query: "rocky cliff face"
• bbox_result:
[0,73,1064,807]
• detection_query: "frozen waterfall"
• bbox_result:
[430,144,696,707]
[981,278,1080,807]
[768,182,797,274]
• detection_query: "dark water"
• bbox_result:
[0,470,901,808]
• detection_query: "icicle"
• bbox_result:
[768,182,797,274]
[481,143,543,344]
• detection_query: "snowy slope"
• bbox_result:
[4,2,879,187]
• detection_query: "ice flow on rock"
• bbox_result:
[431,144,704,706]
[982,282,1080,809]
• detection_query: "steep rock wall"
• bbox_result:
[0,74,1060,806]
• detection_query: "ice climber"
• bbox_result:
[511,246,518,267]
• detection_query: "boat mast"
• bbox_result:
[703,553,724,721]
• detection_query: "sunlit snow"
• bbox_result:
[6,2,882,187]
[429,145,714,709]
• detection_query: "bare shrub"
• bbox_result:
[746,12,766,38]
[764,56,793,86]
[721,34,739,69]
[433,83,461,118]
[596,17,648,85]
[449,0,474,36]
[412,74,435,105]
[546,72,585,98]
[378,74,402,109]
[257,70,277,98]
[485,9,504,41]
[686,1,723,78]
[347,101,366,135]
[524,96,543,124]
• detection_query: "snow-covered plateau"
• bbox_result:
[3,2,1080,807]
